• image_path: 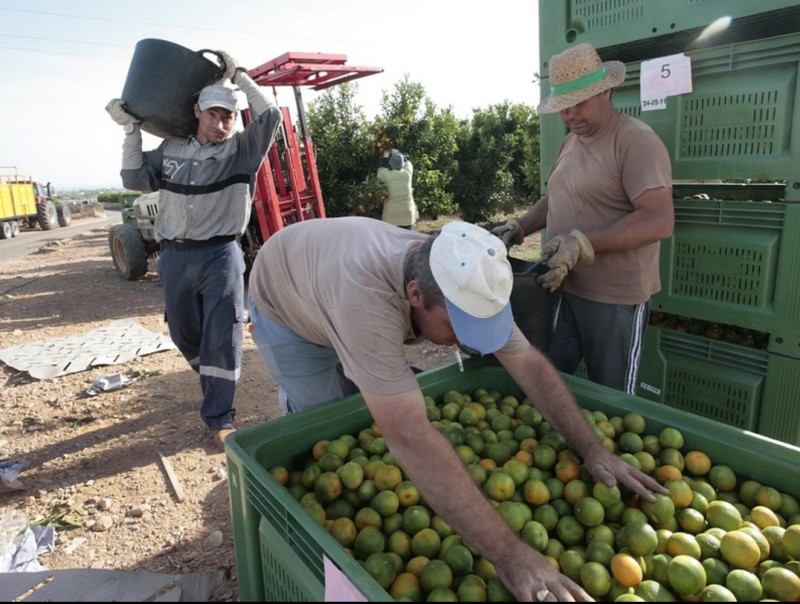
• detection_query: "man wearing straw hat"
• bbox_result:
[493,42,674,394]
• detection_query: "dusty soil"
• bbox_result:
[0,221,480,601]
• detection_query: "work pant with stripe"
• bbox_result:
[548,291,650,395]
[157,240,244,430]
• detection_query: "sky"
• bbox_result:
[0,1,540,191]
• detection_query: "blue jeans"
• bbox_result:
[247,295,358,414]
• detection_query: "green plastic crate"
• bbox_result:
[637,325,800,445]
[539,0,800,69]
[653,199,800,358]
[226,357,800,601]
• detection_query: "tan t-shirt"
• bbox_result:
[546,112,672,304]
[248,216,529,395]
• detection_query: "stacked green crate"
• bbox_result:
[538,1,800,445]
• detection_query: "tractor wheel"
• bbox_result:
[57,204,72,227]
[38,200,57,230]
[0,222,11,239]
[10,220,20,237]
[109,223,149,280]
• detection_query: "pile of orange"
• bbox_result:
[269,388,800,602]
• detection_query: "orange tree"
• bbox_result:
[450,102,540,223]
[306,78,540,221]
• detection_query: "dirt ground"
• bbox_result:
[0,221,479,601]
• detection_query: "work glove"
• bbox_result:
[491,218,525,248]
[218,50,244,82]
[537,229,595,292]
[105,98,140,134]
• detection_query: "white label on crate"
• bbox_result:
[324,555,368,601]
[640,53,693,112]
[640,382,662,396]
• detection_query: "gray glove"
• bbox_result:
[537,229,595,292]
[491,218,525,248]
[105,99,140,134]
[218,50,243,81]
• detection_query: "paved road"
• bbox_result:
[0,209,122,263]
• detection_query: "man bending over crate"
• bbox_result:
[246,217,668,603]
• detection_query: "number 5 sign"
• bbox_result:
[640,54,692,111]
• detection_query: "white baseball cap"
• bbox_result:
[430,221,514,355]
[197,84,239,113]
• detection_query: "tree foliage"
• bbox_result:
[306,77,540,222]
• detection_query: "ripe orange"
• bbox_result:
[611,552,644,587]
[720,529,761,569]
[684,451,712,476]
[329,517,357,548]
[555,457,582,483]
[311,439,330,461]
[655,464,683,484]
[522,478,551,506]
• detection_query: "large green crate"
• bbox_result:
[653,199,800,358]
[539,0,800,70]
[226,357,800,601]
[637,325,800,446]
[540,32,800,190]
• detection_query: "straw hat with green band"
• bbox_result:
[537,42,626,114]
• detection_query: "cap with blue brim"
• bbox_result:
[430,221,514,355]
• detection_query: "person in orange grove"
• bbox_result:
[105,51,282,450]
[377,148,418,229]
[493,42,674,394]
[247,217,668,602]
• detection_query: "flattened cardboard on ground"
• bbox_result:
[0,568,223,601]
[0,320,175,380]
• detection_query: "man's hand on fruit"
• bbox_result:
[583,449,669,502]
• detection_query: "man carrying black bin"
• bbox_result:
[105,50,282,450]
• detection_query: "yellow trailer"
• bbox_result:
[0,169,70,239]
